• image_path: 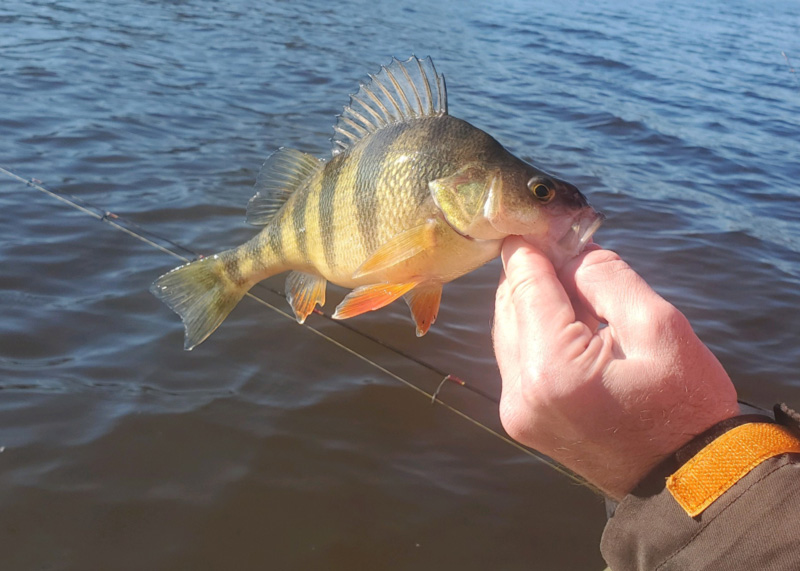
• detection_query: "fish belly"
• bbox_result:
[350,222,502,288]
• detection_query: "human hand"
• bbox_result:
[493,237,740,499]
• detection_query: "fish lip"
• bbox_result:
[576,211,604,250]
[557,209,605,254]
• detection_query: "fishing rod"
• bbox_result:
[0,164,595,491]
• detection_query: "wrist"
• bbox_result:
[595,401,742,500]
[600,403,800,571]
[624,412,772,499]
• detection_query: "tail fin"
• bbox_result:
[150,252,248,350]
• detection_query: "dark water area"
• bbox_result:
[1,0,799,569]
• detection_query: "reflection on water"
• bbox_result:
[1,0,799,568]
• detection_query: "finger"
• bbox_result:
[501,237,601,380]
[495,268,540,444]
[558,248,602,332]
[500,236,576,340]
[493,268,521,394]
[569,249,674,352]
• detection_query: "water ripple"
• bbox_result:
[1,0,799,568]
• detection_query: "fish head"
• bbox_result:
[492,165,604,267]
[430,161,603,267]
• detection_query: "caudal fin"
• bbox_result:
[150,253,247,350]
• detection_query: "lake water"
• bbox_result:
[1,0,799,569]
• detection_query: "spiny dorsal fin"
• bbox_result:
[246,148,322,225]
[332,56,448,156]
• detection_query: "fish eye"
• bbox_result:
[528,180,555,203]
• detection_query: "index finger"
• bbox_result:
[499,237,597,374]
[500,236,579,341]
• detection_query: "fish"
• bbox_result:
[151,56,603,350]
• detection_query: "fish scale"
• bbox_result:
[151,56,602,349]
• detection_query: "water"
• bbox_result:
[1,0,799,568]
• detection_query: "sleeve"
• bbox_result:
[600,404,800,571]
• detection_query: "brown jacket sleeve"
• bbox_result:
[600,405,800,570]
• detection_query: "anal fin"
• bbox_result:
[332,281,419,320]
[403,284,442,337]
[285,271,327,323]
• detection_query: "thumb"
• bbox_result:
[567,249,680,355]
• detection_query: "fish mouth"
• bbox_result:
[558,209,605,254]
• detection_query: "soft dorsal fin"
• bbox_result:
[246,148,322,225]
[332,56,448,156]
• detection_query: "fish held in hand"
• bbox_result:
[151,56,602,349]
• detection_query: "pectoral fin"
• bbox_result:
[332,281,419,320]
[403,284,442,337]
[352,220,439,280]
[285,271,327,323]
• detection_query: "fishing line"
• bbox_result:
[0,164,593,490]
[783,51,800,90]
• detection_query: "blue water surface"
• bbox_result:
[1,0,799,569]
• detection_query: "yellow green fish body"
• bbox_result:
[152,57,602,349]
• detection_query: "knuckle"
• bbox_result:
[498,401,521,439]
[651,301,692,338]
[498,367,548,442]
[634,299,693,349]
[499,394,533,443]
[574,249,629,283]
[506,267,556,306]
[586,248,624,265]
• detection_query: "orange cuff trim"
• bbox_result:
[667,422,800,517]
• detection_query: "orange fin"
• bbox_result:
[352,220,438,280]
[332,281,419,320]
[285,271,327,323]
[403,284,442,337]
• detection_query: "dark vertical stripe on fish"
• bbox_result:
[354,134,392,255]
[223,253,245,286]
[268,222,286,264]
[291,187,309,260]
[319,164,340,270]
